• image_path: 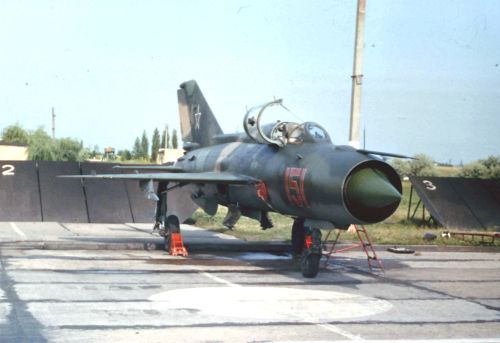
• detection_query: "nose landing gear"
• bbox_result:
[301,227,322,278]
[292,218,322,278]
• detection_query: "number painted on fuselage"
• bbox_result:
[284,167,309,208]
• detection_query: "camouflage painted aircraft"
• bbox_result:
[63,80,403,278]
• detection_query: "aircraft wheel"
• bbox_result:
[163,215,181,251]
[291,218,305,256]
[301,253,320,278]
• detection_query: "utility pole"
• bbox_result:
[363,127,366,149]
[348,0,366,148]
[51,107,56,139]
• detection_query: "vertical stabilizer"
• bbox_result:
[178,80,223,148]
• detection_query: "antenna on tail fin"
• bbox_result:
[178,80,223,149]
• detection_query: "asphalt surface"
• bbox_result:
[0,222,499,343]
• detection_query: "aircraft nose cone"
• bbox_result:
[346,168,402,209]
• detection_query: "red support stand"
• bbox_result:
[169,233,188,257]
[322,224,384,271]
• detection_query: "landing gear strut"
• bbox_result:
[291,218,305,256]
[153,181,181,251]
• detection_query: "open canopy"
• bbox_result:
[243,99,331,147]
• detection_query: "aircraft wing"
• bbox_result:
[59,171,260,185]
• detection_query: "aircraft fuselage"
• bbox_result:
[176,141,402,229]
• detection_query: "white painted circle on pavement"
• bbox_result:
[149,286,392,323]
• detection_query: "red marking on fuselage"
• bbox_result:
[255,181,269,202]
[284,167,310,208]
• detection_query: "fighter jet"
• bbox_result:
[62,80,403,278]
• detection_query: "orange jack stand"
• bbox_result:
[169,233,188,257]
[322,224,384,271]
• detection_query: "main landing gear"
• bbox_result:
[153,181,181,252]
[162,215,181,251]
[291,218,322,278]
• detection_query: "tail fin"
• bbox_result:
[177,80,223,148]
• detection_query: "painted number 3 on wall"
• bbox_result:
[1,164,15,176]
[422,180,436,191]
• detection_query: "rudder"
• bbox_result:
[178,80,223,148]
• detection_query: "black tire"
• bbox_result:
[163,215,181,251]
[166,215,181,233]
[291,218,305,256]
[301,253,320,278]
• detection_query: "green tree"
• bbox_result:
[482,156,500,178]
[391,159,410,178]
[132,137,141,159]
[390,153,437,177]
[160,126,169,149]
[482,156,500,169]
[28,127,57,160]
[459,162,488,178]
[408,154,437,177]
[90,145,100,159]
[1,124,29,145]
[171,129,178,149]
[151,128,160,162]
[489,165,500,179]
[166,126,171,148]
[55,137,83,161]
[140,130,149,160]
[459,156,500,179]
[118,149,132,161]
[78,147,92,161]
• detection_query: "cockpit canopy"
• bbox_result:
[243,99,331,147]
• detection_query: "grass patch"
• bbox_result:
[192,209,293,241]
[436,166,459,177]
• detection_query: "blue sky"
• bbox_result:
[0,0,498,164]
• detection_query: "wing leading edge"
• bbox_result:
[357,149,415,160]
[59,171,259,185]
[112,165,184,172]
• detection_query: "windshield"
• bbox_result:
[305,123,330,143]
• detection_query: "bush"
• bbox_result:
[19,126,88,162]
[27,128,57,160]
[55,138,84,162]
[2,124,29,145]
[118,149,132,161]
[390,153,437,177]
[458,156,500,179]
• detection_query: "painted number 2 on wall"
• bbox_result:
[1,164,15,176]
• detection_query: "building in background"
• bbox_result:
[0,141,28,160]
[157,148,184,164]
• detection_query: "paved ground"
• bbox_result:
[0,222,499,342]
